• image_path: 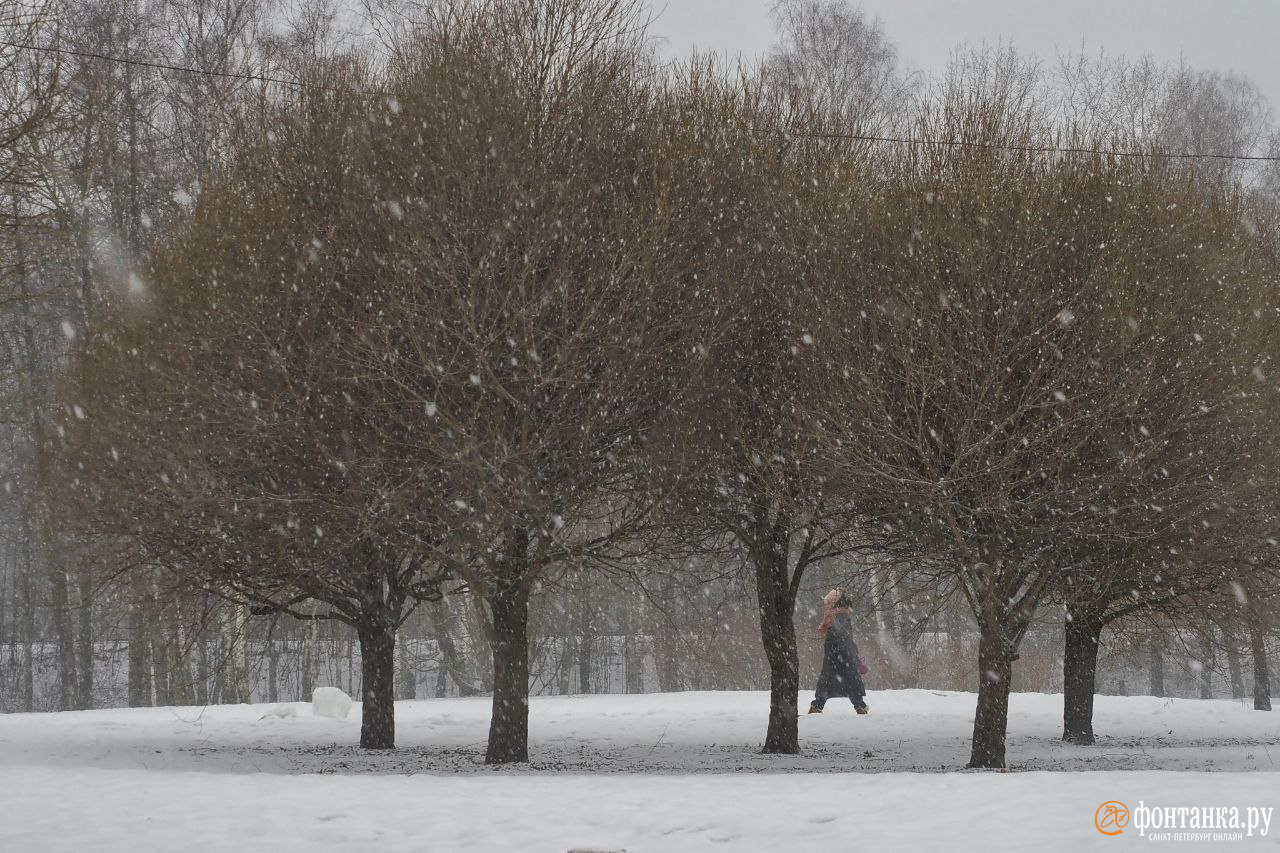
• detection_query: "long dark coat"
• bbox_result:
[815,611,866,699]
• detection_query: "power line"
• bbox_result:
[0,37,317,91]
[4,37,1280,164]
[802,131,1280,163]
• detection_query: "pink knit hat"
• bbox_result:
[817,588,847,635]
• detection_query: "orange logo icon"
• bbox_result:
[1096,801,1129,835]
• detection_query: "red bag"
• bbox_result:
[858,662,870,675]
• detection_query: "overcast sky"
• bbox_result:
[647,0,1280,114]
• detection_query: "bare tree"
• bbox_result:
[56,0,713,761]
[53,53,456,747]
[653,58,892,754]
[764,0,912,135]
[159,0,269,190]
[0,0,64,711]
[346,0,717,764]
[1055,50,1275,191]
[0,0,60,199]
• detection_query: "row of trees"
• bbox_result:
[6,0,1279,769]
[0,0,359,714]
[12,599,1254,712]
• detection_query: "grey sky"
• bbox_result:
[647,0,1280,115]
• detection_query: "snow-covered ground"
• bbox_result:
[4,690,1279,851]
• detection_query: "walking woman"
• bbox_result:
[808,588,870,714]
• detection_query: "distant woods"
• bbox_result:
[2,0,1280,769]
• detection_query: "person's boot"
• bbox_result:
[807,703,823,714]
[855,704,870,715]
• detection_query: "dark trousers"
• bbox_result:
[812,680,867,711]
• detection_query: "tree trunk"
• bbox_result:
[557,634,575,695]
[1148,630,1165,698]
[431,599,477,696]
[623,595,646,694]
[1198,630,1215,700]
[759,605,800,754]
[653,575,681,693]
[577,631,593,693]
[467,602,494,692]
[50,565,76,710]
[947,599,964,691]
[1226,634,1246,699]
[212,632,226,704]
[126,580,152,707]
[19,571,34,712]
[195,622,210,706]
[347,636,356,696]
[152,617,172,706]
[229,604,250,703]
[1249,618,1272,712]
[878,570,899,688]
[754,538,799,755]
[301,616,318,702]
[75,566,94,709]
[577,584,594,694]
[0,553,7,646]
[485,585,531,763]
[655,624,680,693]
[171,617,194,706]
[397,631,416,700]
[969,621,1015,768]
[267,636,279,704]
[1062,611,1103,745]
[486,530,531,765]
[357,622,397,748]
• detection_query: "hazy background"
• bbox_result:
[648,0,1280,111]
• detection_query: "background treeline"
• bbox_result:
[3,0,1280,770]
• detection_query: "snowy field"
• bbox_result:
[4,690,1280,851]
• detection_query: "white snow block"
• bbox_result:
[312,687,353,720]
[259,704,298,721]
